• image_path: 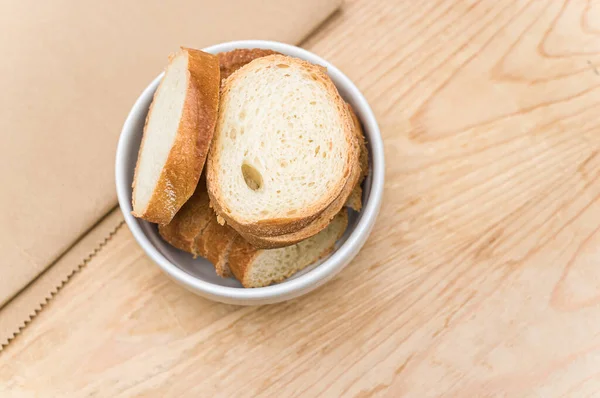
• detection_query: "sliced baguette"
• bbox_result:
[157,179,212,256]
[228,210,349,288]
[132,47,220,224]
[218,48,280,80]
[207,54,358,237]
[236,104,365,249]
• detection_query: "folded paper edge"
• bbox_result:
[0,210,125,351]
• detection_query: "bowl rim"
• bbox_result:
[115,40,384,302]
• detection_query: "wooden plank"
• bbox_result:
[2,0,600,396]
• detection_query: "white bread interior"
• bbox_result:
[134,54,188,216]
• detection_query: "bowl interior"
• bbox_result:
[117,41,379,292]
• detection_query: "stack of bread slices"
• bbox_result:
[132,47,368,288]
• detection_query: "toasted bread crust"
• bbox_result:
[228,210,349,287]
[207,55,358,237]
[345,185,363,212]
[132,48,220,224]
[218,48,280,80]
[158,177,234,277]
[345,103,368,211]
[158,179,212,256]
[226,235,257,284]
[196,218,237,278]
[347,103,369,181]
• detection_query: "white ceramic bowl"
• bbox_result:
[115,40,384,305]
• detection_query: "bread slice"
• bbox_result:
[235,103,365,249]
[158,178,212,256]
[132,47,220,224]
[218,48,279,80]
[207,54,358,237]
[228,210,349,288]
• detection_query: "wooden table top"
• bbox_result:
[3,0,600,396]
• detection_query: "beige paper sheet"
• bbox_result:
[0,0,340,308]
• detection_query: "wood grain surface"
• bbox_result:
[3,0,600,396]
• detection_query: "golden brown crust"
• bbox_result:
[226,235,258,284]
[207,55,358,237]
[229,210,349,287]
[345,185,363,212]
[347,103,369,181]
[158,178,212,256]
[345,103,368,211]
[196,218,237,278]
[157,176,235,277]
[132,48,220,224]
[218,48,280,80]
